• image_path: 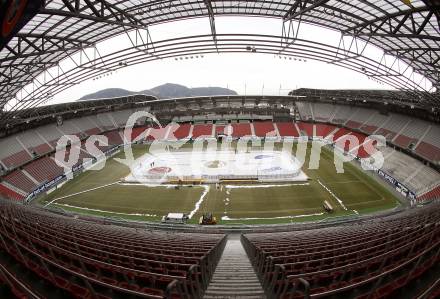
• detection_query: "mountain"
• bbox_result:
[190,87,239,97]
[78,83,237,101]
[78,88,136,101]
[146,83,192,98]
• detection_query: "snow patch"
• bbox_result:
[221,212,324,221]
[225,183,309,189]
[54,203,157,217]
[188,185,210,219]
[317,179,348,210]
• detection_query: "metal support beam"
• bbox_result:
[353,33,440,41]
[40,0,147,29]
[329,34,370,65]
[422,0,440,29]
[280,20,297,49]
[125,28,156,55]
[342,5,440,36]
[1,1,439,114]
[0,34,92,62]
[204,0,218,48]
[283,0,329,22]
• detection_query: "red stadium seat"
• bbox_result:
[192,124,213,139]
[297,122,313,137]
[394,134,416,149]
[0,201,226,299]
[1,151,32,169]
[315,124,337,138]
[253,121,276,137]
[172,124,191,139]
[230,123,251,137]
[276,122,299,137]
[346,120,362,129]
[242,203,440,299]
[415,142,440,163]
[0,183,25,201]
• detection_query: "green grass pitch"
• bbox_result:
[38,141,401,225]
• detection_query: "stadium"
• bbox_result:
[0,1,439,298]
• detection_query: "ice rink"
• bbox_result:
[125,150,308,183]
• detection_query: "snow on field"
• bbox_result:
[125,150,308,183]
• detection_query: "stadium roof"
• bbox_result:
[289,87,437,106]
[0,0,440,124]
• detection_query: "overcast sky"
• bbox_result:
[51,17,394,104]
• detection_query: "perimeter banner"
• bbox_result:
[0,0,44,50]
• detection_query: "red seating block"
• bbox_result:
[360,125,377,134]
[231,123,251,137]
[54,276,69,289]
[357,138,377,159]
[215,125,226,135]
[276,122,299,137]
[315,124,337,138]
[394,134,416,148]
[85,128,101,136]
[415,142,440,162]
[346,120,362,129]
[297,122,313,137]
[331,128,351,143]
[192,124,213,139]
[1,151,32,169]
[33,143,53,155]
[417,185,440,201]
[104,131,123,145]
[172,124,191,139]
[3,170,37,193]
[253,121,276,137]
[0,183,24,201]
[375,128,396,141]
[125,126,149,142]
[23,157,64,184]
[69,283,90,298]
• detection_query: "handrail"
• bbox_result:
[13,217,212,259]
[254,225,413,253]
[262,224,431,273]
[0,231,164,298]
[281,238,440,298]
[283,226,439,278]
[164,279,180,299]
[18,220,199,267]
[0,263,42,299]
[3,226,186,281]
[20,216,216,252]
[415,277,440,299]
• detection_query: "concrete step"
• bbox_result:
[205,290,266,296]
[217,268,254,271]
[213,272,257,276]
[215,260,251,267]
[219,258,252,261]
[204,295,266,299]
[214,267,255,270]
[213,271,257,275]
[211,278,260,284]
[204,239,266,299]
[207,286,264,292]
[212,275,258,279]
[208,284,263,289]
[209,282,261,290]
[214,268,255,271]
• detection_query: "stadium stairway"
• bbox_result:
[204,235,266,299]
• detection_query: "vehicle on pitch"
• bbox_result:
[161,213,189,224]
[323,200,334,213]
[199,213,217,225]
